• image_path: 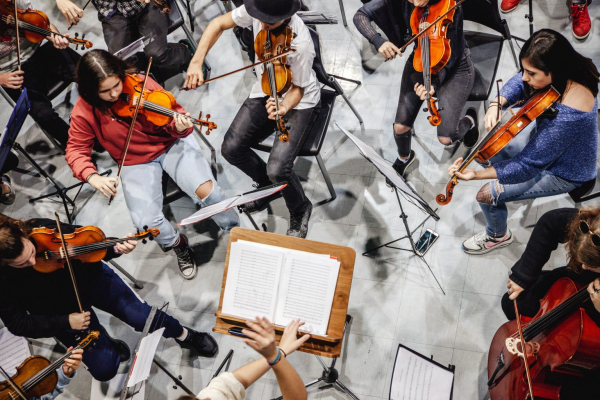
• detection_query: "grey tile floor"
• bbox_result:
[1,0,600,399]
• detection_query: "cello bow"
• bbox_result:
[514,300,535,400]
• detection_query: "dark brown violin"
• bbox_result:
[30,225,159,273]
[436,86,560,205]
[0,1,93,49]
[254,26,294,143]
[0,331,98,400]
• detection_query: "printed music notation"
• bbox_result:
[0,327,31,376]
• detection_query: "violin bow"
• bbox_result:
[0,366,27,400]
[398,0,466,54]
[67,0,92,30]
[179,49,296,91]
[109,57,153,205]
[514,300,535,400]
[11,0,21,71]
[54,212,84,314]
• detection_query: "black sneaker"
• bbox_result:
[176,327,218,358]
[287,201,312,238]
[179,39,195,58]
[243,184,283,213]
[172,234,197,280]
[462,107,480,149]
[386,150,415,186]
[0,175,15,205]
[99,326,131,363]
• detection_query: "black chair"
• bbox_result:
[568,178,600,203]
[249,27,363,205]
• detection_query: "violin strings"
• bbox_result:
[141,100,198,123]
[20,346,80,391]
[46,236,146,259]
[1,16,73,43]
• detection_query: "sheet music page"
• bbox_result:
[274,252,340,335]
[128,327,165,387]
[390,347,453,400]
[0,328,31,376]
[229,184,287,208]
[221,241,285,321]
[179,196,239,226]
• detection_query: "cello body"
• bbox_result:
[488,278,600,399]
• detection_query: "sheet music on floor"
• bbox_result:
[390,344,454,400]
[0,328,31,376]
[222,240,340,335]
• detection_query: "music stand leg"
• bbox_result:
[337,0,348,27]
[152,359,195,396]
[108,260,144,290]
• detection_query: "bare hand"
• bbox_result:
[266,98,288,120]
[137,0,151,3]
[507,279,525,300]
[378,41,402,61]
[0,71,24,89]
[242,317,279,362]
[62,347,83,377]
[69,311,91,330]
[278,318,310,356]
[414,83,435,101]
[448,157,476,180]
[116,233,137,254]
[183,61,205,90]
[484,103,502,131]
[174,112,193,132]
[55,0,83,27]
[588,278,600,313]
[47,30,70,50]
[88,174,118,198]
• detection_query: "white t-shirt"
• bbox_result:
[231,5,320,110]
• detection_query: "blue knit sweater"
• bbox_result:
[494,73,598,185]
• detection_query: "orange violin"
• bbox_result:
[111,74,217,134]
[30,225,159,273]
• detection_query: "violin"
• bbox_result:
[30,225,159,273]
[0,331,98,400]
[254,26,294,143]
[487,277,600,399]
[0,1,93,50]
[436,86,560,205]
[112,74,217,133]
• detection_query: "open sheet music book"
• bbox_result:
[221,240,341,335]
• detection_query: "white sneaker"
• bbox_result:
[462,230,514,255]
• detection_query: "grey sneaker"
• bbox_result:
[286,202,313,238]
[0,175,15,205]
[172,234,197,280]
[462,230,514,255]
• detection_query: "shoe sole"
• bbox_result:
[573,30,591,40]
[179,267,197,280]
[462,236,514,255]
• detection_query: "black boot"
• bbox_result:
[462,107,480,149]
[386,150,416,186]
[171,234,197,280]
[287,201,313,238]
[175,327,219,358]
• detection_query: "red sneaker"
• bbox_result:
[571,1,591,40]
[500,0,521,13]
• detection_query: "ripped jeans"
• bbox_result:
[478,124,578,237]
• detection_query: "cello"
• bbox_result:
[487,277,600,399]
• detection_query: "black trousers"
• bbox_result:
[99,4,190,81]
[222,97,320,214]
[0,152,19,175]
[5,43,79,148]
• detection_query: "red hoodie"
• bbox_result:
[66,75,193,182]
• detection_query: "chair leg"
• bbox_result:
[502,21,520,70]
[337,0,348,27]
[193,126,218,180]
[316,154,336,204]
[330,77,364,127]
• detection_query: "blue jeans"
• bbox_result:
[480,123,578,237]
[121,137,239,247]
[55,263,184,381]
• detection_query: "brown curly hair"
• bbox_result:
[0,214,31,265]
[566,206,600,273]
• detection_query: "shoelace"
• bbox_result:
[473,231,491,246]
[289,212,304,231]
[571,4,585,19]
[174,248,195,271]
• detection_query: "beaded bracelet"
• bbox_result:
[268,348,282,367]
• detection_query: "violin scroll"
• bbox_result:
[78,331,100,349]
[425,98,442,126]
[435,177,457,205]
[277,118,290,143]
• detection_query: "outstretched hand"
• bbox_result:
[448,157,476,180]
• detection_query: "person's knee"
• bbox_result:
[476,182,503,205]
[393,123,411,135]
[195,180,214,200]
[266,161,291,183]
[87,353,119,382]
[221,131,243,163]
[145,46,169,64]
[438,136,452,145]
[29,102,57,122]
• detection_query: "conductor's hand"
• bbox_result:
[279,318,310,356]
[242,317,279,362]
[448,158,476,181]
[414,83,435,101]
[266,97,288,120]
[56,0,83,27]
[62,347,83,377]
[507,279,525,300]
[174,112,193,132]
[485,103,502,131]
[116,233,137,254]
[88,174,118,198]
[183,61,205,90]
[378,41,401,61]
[69,311,91,330]
[0,71,24,89]
[588,278,600,313]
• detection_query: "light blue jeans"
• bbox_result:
[120,137,239,247]
[480,123,578,237]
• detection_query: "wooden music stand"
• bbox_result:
[214,228,359,399]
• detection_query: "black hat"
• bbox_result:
[244,0,301,24]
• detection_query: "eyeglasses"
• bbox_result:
[579,220,600,247]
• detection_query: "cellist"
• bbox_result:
[448,30,598,256]
[353,0,479,179]
[499,206,600,399]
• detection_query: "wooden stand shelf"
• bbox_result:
[214,227,356,358]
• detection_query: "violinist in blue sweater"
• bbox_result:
[448,29,599,255]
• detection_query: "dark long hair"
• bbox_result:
[519,29,599,97]
[566,207,600,273]
[0,215,31,265]
[76,49,138,113]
